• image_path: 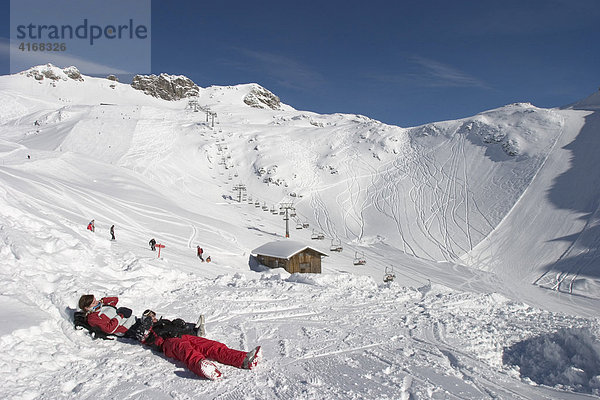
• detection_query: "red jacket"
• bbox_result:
[86,297,135,336]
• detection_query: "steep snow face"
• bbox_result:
[214,103,564,264]
[568,89,600,110]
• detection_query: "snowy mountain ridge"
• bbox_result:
[1,65,599,399]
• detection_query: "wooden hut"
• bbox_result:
[251,240,327,274]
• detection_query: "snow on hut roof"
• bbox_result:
[251,240,328,260]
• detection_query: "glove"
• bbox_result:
[142,330,157,345]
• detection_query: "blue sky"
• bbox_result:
[1,0,599,127]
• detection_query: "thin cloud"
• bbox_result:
[371,56,490,90]
[409,56,490,89]
[234,48,324,91]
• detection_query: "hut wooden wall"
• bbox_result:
[288,249,322,274]
[257,249,322,274]
[257,255,286,270]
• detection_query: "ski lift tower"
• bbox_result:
[232,183,246,203]
[206,110,217,128]
[187,98,200,112]
[279,202,295,238]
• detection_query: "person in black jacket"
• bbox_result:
[139,309,201,341]
[134,310,260,380]
[149,238,156,251]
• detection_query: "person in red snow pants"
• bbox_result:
[134,311,262,379]
[161,335,246,375]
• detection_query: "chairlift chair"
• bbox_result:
[311,230,325,240]
[330,239,343,252]
[262,202,269,211]
[254,201,261,208]
[247,196,253,204]
[270,205,278,214]
[383,266,396,283]
[353,251,366,265]
[302,222,310,228]
[295,221,303,229]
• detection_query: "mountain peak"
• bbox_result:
[131,73,199,101]
[20,64,84,82]
[565,89,600,111]
[242,83,282,110]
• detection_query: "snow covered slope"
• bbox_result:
[0,65,599,399]
[463,104,600,299]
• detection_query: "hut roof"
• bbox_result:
[251,240,328,260]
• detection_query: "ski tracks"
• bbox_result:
[534,201,600,295]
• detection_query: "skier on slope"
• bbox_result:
[87,219,95,232]
[110,225,115,240]
[197,245,204,261]
[77,295,262,380]
[149,238,156,251]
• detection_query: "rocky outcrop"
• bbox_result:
[243,85,282,110]
[63,66,84,81]
[131,73,199,101]
[106,75,119,82]
[22,64,84,82]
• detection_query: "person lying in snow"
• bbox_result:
[77,295,262,380]
[136,310,261,379]
[78,295,137,337]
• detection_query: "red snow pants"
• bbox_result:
[161,335,247,377]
